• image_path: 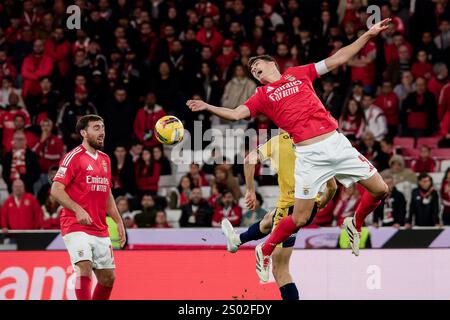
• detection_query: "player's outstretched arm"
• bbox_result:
[323,18,391,72]
[50,181,93,225]
[106,191,126,248]
[244,150,259,211]
[186,99,250,121]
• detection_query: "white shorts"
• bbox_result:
[294,131,377,199]
[62,231,115,269]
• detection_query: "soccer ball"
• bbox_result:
[154,115,184,145]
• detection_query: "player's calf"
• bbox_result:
[92,269,115,300]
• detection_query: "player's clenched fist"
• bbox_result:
[186,99,208,112]
[75,208,93,225]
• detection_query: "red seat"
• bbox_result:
[416,137,441,149]
[393,137,415,149]
[401,148,420,158]
[431,148,450,160]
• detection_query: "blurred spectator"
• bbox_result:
[179,187,213,227]
[37,165,58,205]
[220,64,256,109]
[187,163,209,187]
[427,63,448,102]
[401,77,438,137]
[318,77,342,120]
[377,137,394,171]
[339,98,366,139]
[135,147,161,196]
[1,179,42,231]
[44,26,70,78]
[412,146,436,173]
[133,92,166,148]
[195,16,224,55]
[359,131,381,166]
[241,192,267,227]
[393,70,415,109]
[216,39,239,81]
[213,164,242,201]
[116,196,136,229]
[32,76,60,124]
[111,144,136,197]
[212,189,242,227]
[58,84,98,150]
[0,77,22,109]
[411,50,433,80]
[103,87,134,153]
[440,168,450,226]
[0,92,31,151]
[381,155,417,186]
[31,119,64,174]
[152,145,172,176]
[373,174,406,228]
[21,39,53,99]
[434,19,450,51]
[274,43,297,73]
[151,61,181,111]
[361,93,387,141]
[208,182,221,209]
[5,113,37,155]
[129,141,143,163]
[2,130,40,193]
[383,44,411,85]
[439,82,450,121]
[406,173,440,228]
[134,194,158,228]
[194,61,221,106]
[152,210,171,228]
[373,80,399,138]
[0,49,18,85]
[169,175,193,209]
[41,192,61,230]
[332,185,361,227]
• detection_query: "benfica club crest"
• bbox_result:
[284,74,296,81]
[101,159,108,173]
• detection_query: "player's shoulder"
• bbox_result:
[98,150,110,160]
[61,146,84,167]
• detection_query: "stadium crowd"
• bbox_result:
[0,0,450,234]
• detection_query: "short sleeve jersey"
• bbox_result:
[244,64,338,143]
[53,145,112,237]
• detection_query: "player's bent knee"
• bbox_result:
[98,272,115,287]
[75,260,92,276]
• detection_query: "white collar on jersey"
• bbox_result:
[85,150,99,160]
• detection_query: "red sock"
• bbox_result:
[262,215,299,256]
[75,276,92,300]
[354,191,381,232]
[92,283,113,300]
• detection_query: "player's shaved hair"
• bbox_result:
[248,55,280,72]
[76,114,104,135]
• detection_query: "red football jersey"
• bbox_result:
[53,145,112,237]
[244,64,338,143]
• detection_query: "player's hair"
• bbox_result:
[247,55,280,72]
[75,114,104,135]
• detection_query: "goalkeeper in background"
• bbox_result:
[221,131,337,300]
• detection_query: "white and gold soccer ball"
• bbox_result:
[154,115,184,145]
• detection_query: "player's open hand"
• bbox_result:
[186,99,208,112]
[367,18,391,37]
[75,208,93,225]
[245,190,257,211]
[117,222,126,248]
